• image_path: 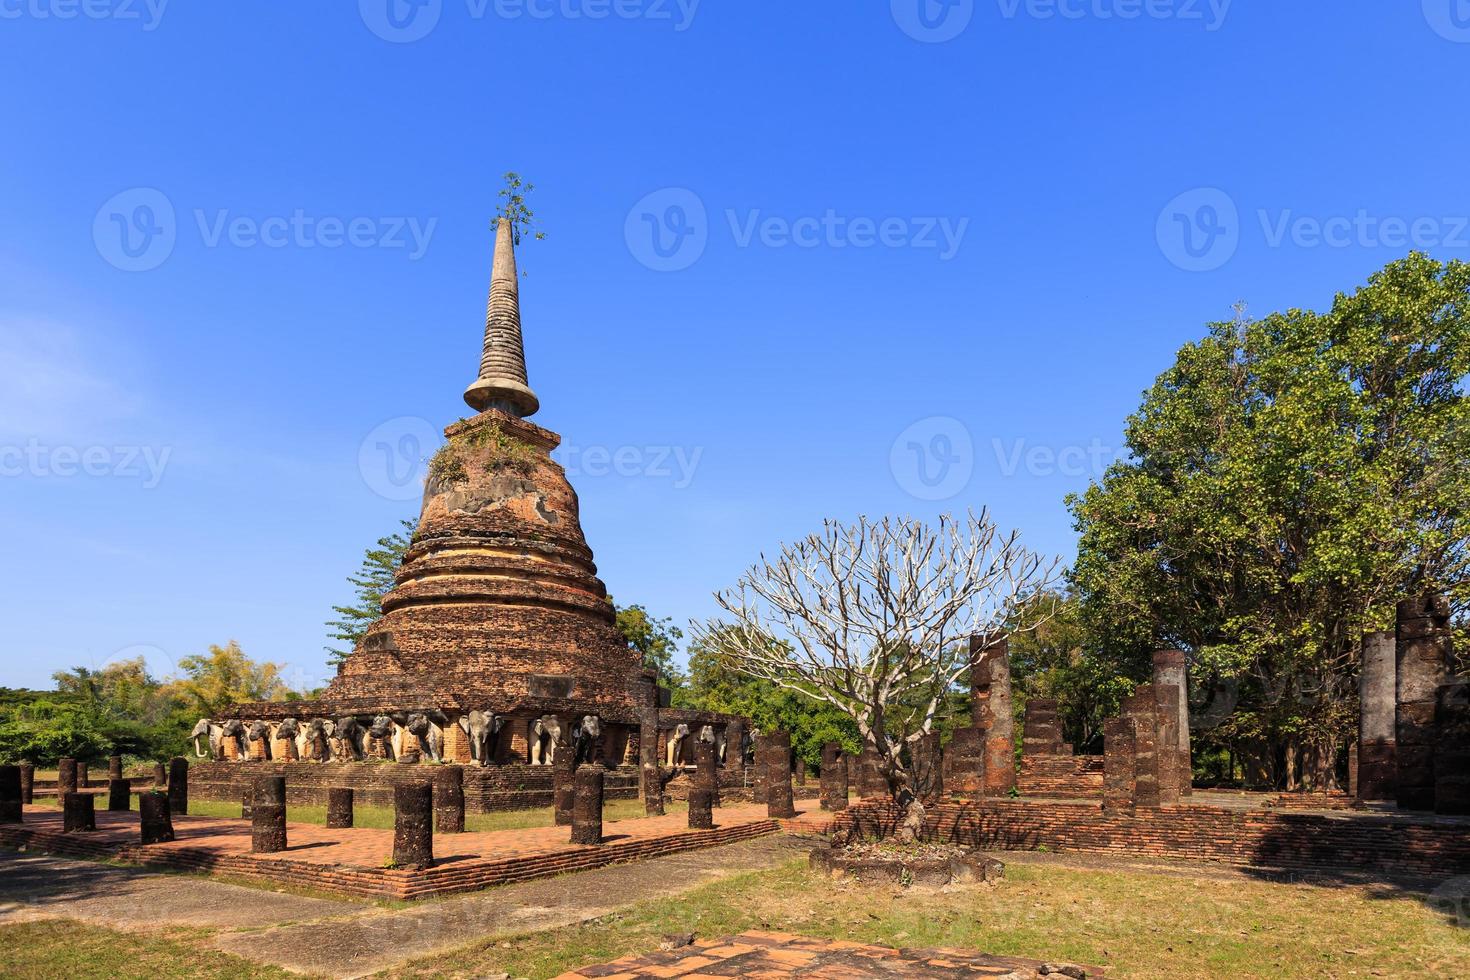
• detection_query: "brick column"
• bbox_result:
[1120,685,1161,808]
[972,633,1016,796]
[168,757,188,815]
[639,705,664,816]
[723,719,745,769]
[57,758,78,797]
[107,779,130,812]
[913,731,943,802]
[571,768,604,844]
[152,762,167,788]
[435,766,465,833]
[0,766,20,823]
[1357,630,1397,800]
[1397,595,1452,811]
[19,764,33,805]
[108,755,123,781]
[694,739,721,808]
[77,762,89,788]
[442,713,472,764]
[63,792,96,832]
[1434,682,1470,816]
[327,787,354,828]
[942,727,985,798]
[1152,650,1192,796]
[765,731,797,819]
[819,743,848,811]
[251,776,287,853]
[857,745,888,799]
[1103,717,1137,810]
[392,783,434,869]
[1152,684,1184,805]
[751,735,770,804]
[140,792,174,844]
[1022,698,1063,757]
[688,789,713,829]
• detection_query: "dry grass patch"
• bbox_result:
[0,920,299,980]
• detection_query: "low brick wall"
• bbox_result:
[833,798,1470,878]
[1017,756,1104,799]
[189,761,640,813]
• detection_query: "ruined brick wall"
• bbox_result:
[189,761,640,813]
[1017,755,1104,799]
[834,798,1470,878]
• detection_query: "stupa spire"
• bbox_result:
[464,216,540,417]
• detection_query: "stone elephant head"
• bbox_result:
[697,724,715,744]
[331,716,364,761]
[220,719,247,760]
[276,717,300,741]
[403,712,442,762]
[666,723,691,767]
[530,715,562,765]
[714,728,729,765]
[248,720,273,759]
[190,718,218,759]
[303,718,329,761]
[459,710,502,767]
[572,715,602,767]
[370,714,398,760]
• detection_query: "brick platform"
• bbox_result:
[1,802,803,900]
[834,797,1470,878]
[553,931,1104,978]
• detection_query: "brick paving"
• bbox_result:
[2,801,816,900]
[553,931,1104,978]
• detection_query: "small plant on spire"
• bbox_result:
[497,171,546,246]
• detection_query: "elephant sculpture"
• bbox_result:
[331,716,365,761]
[275,718,301,761]
[666,723,691,767]
[302,718,330,761]
[190,718,221,759]
[742,727,759,765]
[369,714,397,761]
[458,710,504,766]
[248,720,273,760]
[531,715,562,765]
[220,719,247,760]
[571,715,603,767]
[401,712,443,762]
[715,729,729,766]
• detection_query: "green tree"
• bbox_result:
[163,641,294,717]
[497,171,546,247]
[1068,254,1469,789]
[325,519,413,668]
[614,602,687,690]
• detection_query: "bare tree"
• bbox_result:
[691,510,1059,840]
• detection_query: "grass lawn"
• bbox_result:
[390,859,1470,979]
[29,793,685,833]
[0,920,297,980]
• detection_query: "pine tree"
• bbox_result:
[325,520,414,668]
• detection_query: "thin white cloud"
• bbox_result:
[0,316,144,442]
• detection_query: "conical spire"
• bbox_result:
[464,217,540,417]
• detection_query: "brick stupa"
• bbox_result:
[324,217,646,723]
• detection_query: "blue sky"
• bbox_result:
[3,1,1468,691]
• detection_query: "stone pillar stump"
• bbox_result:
[553,753,575,826]
[819,743,849,811]
[57,757,78,797]
[19,764,34,805]
[392,782,434,869]
[1358,630,1398,801]
[435,766,465,833]
[688,789,714,829]
[167,757,188,816]
[765,731,797,819]
[251,776,287,853]
[63,792,96,832]
[108,755,124,781]
[327,787,354,828]
[107,778,130,812]
[77,762,90,789]
[153,762,167,788]
[0,766,21,823]
[694,739,721,808]
[571,767,604,845]
[140,792,174,844]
